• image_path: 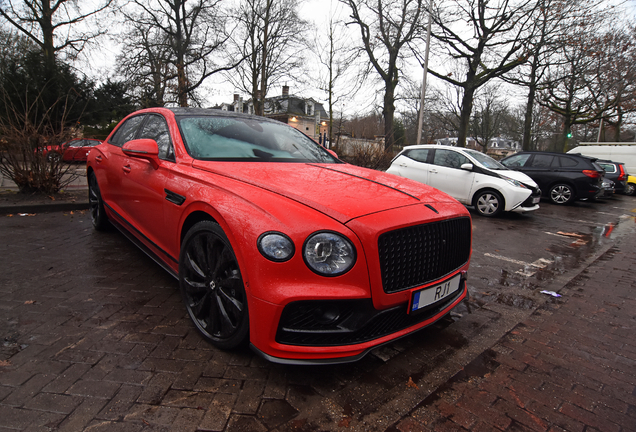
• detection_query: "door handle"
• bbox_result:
[95,155,102,163]
[123,165,131,173]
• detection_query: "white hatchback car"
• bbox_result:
[387,145,541,217]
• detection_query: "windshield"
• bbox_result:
[177,115,338,163]
[464,149,506,170]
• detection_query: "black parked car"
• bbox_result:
[500,152,604,205]
[596,159,631,195]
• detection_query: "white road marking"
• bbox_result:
[483,253,554,278]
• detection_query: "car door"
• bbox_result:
[521,154,555,192]
[426,149,474,204]
[96,115,147,219]
[391,148,431,184]
[63,139,83,161]
[119,114,178,258]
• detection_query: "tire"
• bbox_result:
[473,190,504,217]
[88,173,109,230]
[179,221,249,350]
[47,152,61,162]
[549,183,575,205]
[625,182,636,196]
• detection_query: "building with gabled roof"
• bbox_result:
[215,86,330,145]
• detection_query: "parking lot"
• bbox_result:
[1,194,635,431]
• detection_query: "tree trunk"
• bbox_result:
[457,86,476,148]
[522,55,539,151]
[383,81,396,151]
[40,0,56,75]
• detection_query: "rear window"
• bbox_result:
[598,162,616,173]
[557,156,578,167]
[403,149,430,163]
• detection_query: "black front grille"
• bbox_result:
[276,283,466,346]
[378,217,471,293]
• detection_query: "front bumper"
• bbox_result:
[249,272,469,364]
[510,188,541,213]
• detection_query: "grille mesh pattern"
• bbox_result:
[378,217,471,293]
[276,288,464,346]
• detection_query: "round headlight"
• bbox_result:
[303,231,356,276]
[258,232,294,262]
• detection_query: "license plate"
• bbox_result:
[532,196,540,204]
[410,274,461,313]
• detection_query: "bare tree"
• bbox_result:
[340,0,427,151]
[399,79,446,145]
[427,0,537,147]
[592,25,636,142]
[311,11,364,145]
[469,85,507,153]
[116,15,174,107]
[537,18,619,152]
[0,0,114,73]
[123,0,237,107]
[227,0,307,115]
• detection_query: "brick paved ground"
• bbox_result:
[392,235,636,431]
[1,210,634,431]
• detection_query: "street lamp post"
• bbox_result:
[416,0,433,145]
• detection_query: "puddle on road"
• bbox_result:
[472,216,635,312]
[493,292,534,309]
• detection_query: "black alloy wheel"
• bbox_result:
[549,183,575,205]
[88,173,109,230]
[474,190,504,217]
[47,152,61,163]
[179,221,249,350]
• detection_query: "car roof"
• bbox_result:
[167,107,278,123]
[504,151,597,161]
[402,144,467,152]
[597,159,624,165]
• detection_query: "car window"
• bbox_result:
[432,149,468,169]
[558,156,578,168]
[177,115,338,163]
[501,153,530,168]
[404,149,430,163]
[85,140,101,147]
[68,140,84,148]
[597,162,616,173]
[530,154,554,168]
[139,114,175,162]
[464,149,505,169]
[109,115,146,147]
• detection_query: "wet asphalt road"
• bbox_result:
[0,193,634,431]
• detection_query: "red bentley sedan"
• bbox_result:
[87,108,472,364]
[43,138,103,162]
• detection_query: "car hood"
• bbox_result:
[192,161,459,223]
[491,169,538,187]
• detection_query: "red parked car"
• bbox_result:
[43,138,103,162]
[87,108,472,364]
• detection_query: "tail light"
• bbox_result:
[617,165,626,181]
[582,170,601,179]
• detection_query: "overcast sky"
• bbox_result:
[79,0,636,116]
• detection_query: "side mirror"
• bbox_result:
[327,149,338,159]
[460,163,473,171]
[123,139,160,169]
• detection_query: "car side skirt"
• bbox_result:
[104,202,179,279]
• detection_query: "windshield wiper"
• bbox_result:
[253,148,274,160]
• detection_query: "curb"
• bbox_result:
[0,200,90,215]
